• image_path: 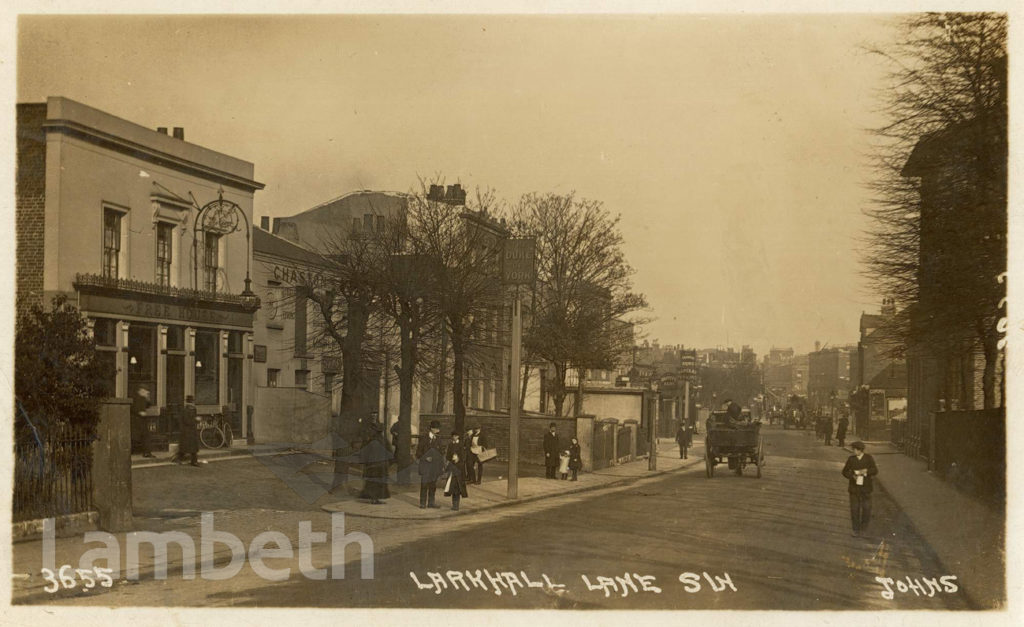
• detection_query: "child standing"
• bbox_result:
[558,448,571,480]
[568,437,582,481]
[444,453,469,511]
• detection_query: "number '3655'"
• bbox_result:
[41,565,114,593]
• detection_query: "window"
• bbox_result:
[267,369,280,388]
[295,369,309,390]
[363,214,373,231]
[103,209,122,278]
[156,223,174,286]
[324,373,334,394]
[203,233,220,291]
[375,215,385,232]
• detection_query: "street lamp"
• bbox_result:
[192,187,260,312]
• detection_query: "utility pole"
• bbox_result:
[502,238,534,500]
[508,287,521,499]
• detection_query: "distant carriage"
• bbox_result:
[704,411,765,478]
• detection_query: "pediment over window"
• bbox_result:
[151,192,193,226]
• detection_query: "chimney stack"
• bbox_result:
[172,127,185,140]
[260,216,270,230]
[157,127,168,135]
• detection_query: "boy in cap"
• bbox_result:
[841,441,878,537]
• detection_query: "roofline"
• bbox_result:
[294,189,411,217]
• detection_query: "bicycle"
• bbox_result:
[198,414,233,449]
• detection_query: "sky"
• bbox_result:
[16,12,902,356]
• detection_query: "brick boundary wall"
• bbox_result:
[418,413,578,467]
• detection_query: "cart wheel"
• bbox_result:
[705,453,713,478]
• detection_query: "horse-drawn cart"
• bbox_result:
[704,412,765,478]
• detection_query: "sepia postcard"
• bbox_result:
[2,1,1020,625]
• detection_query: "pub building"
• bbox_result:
[16,97,264,445]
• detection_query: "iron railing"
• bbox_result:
[74,273,255,307]
[14,422,95,522]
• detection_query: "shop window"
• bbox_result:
[195,330,220,405]
[127,325,157,399]
[267,369,280,388]
[93,318,117,347]
[102,209,123,279]
[156,222,174,287]
[295,369,309,390]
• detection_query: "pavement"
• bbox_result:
[843,438,1005,609]
[321,440,699,519]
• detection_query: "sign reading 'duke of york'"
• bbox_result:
[502,238,536,285]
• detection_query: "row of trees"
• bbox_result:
[289,182,646,489]
[862,12,1007,408]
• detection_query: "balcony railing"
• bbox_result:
[74,273,258,308]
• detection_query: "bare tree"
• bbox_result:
[511,193,648,416]
[405,183,507,434]
[863,13,1006,408]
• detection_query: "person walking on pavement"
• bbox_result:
[841,441,878,537]
[675,423,690,459]
[543,422,560,479]
[568,437,582,481]
[444,452,469,511]
[417,420,444,508]
[131,387,156,458]
[836,415,850,448]
[469,426,489,484]
[172,396,201,466]
[824,415,834,446]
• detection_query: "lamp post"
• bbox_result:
[191,187,259,312]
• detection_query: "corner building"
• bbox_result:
[16,97,264,440]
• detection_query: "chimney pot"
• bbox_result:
[260,216,270,230]
[157,127,168,134]
[172,127,184,140]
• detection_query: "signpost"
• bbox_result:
[503,238,535,500]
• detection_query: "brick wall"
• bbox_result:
[418,412,578,467]
[16,103,48,317]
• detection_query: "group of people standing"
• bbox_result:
[543,422,582,481]
[416,421,490,511]
[816,413,850,448]
[131,386,202,467]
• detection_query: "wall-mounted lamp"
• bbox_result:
[129,356,138,365]
[196,360,203,369]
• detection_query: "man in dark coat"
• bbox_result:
[675,423,690,459]
[131,387,155,458]
[543,422,560,479]
[824,415,833,445]
[841,441,879,537]
[416,420,444,508]
[174,396,201,466]
[836,415,850,448]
